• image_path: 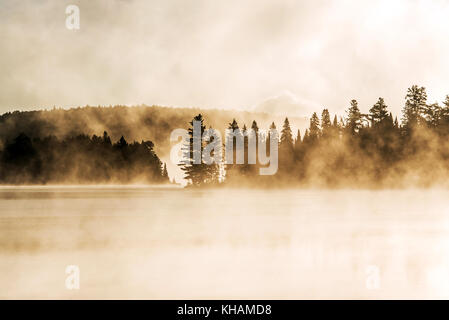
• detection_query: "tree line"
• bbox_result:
[181,85,449,188]
[0,132,169,184]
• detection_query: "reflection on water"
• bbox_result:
[1,186,449,299]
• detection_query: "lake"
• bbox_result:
[1,186,449,299]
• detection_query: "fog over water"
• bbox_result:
[1,186,449,299]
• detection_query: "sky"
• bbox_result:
[1,0,449,117]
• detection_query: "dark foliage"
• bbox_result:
[0,132,168,185]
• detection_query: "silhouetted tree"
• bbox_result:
[402,85,427,130]
[225,118,241,182]
[180,114,211,187]
[280,118,294,149]
[369,97,389,126]
[321,109,332,137]
[162,163,169,179]
[309,112,320,141]
[346,99,362,135]
[279,118,294,175]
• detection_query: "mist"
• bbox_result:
[2,0,449,115]
[3,0,449,301]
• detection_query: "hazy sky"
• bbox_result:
[1,0,449,116]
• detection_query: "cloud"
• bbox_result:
[253,91,319,117]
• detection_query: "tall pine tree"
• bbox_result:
[369,97,389,126]
[180,114,211,186]
[346,99,362,135]
[321,109,331,137]
[402,85,427,130]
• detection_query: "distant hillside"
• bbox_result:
[0,105,308,158]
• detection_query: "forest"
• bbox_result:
[181,86,449,188]
[2,85,449,187]
[0,104,306,160]
[0,132,169,184]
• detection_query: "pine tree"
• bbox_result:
[117,136,128,148]
[346,99,362,135]
[369,97,389,126]
[227,118,241,162]
[333,115,338,127]
[180,114,209,187]
[251,120,260,168]
[229,119,239,131]
[266,122,277,158]
[162,162,169,179]
[280,118,294,149]
[225,119,241,182]
[279,118,294,174]
[309,112,320,140]
[321,109,331,137]
[402,85,427,129]
[251,120,259,133]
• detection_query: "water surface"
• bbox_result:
[1,186,449,299]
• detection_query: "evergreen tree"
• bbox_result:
[309,112,320,140]
[321,109,331,137]
[402,85,427,129]
[279,118,294,174]
[225,119,242,182]
[369,97,389,126]
[280,118,294,149]
[229,119,239,131]
[180,114,209,187]
[117,136,128,148]
[251,120,259,133]
[251,120,260,168]
[346,99,362,135]
[332,115,338,127]
[162,162,169,180]
[266,122,277,158]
